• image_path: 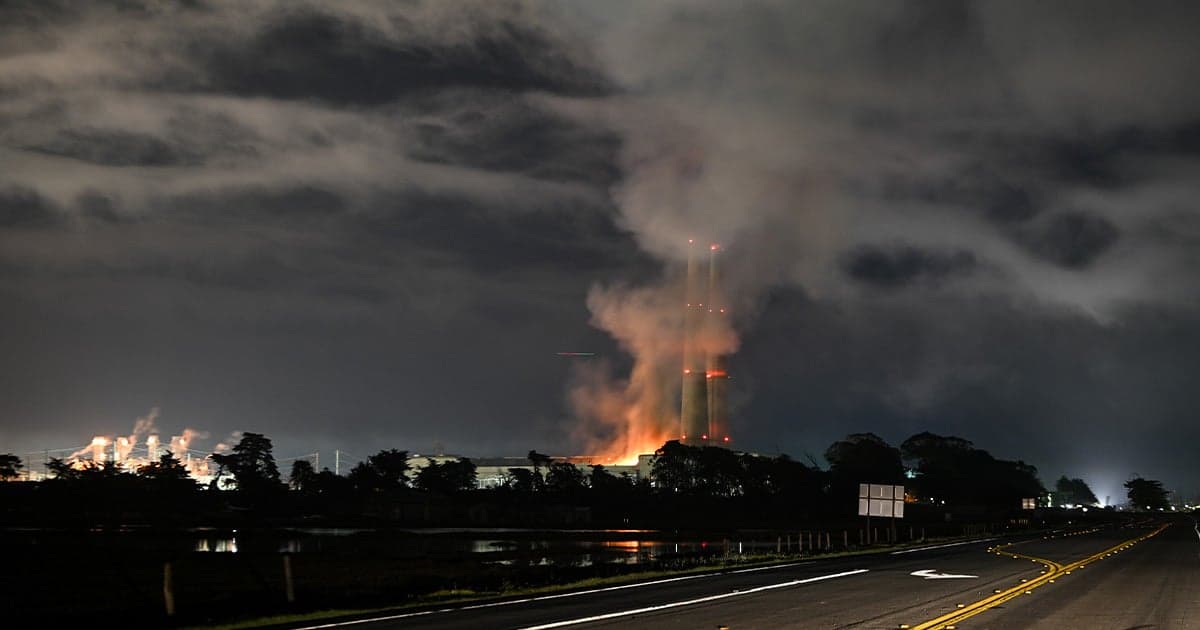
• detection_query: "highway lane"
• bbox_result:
[966,517,1200,629]
[292,535,1039,630]
[291,520,1191,630]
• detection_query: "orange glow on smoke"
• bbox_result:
[591,419,674,466]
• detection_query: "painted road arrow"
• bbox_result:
[911,569,978,580]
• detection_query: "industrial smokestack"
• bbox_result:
[681,239,709,444]
[706,244,730,446]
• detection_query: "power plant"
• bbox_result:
[681,240,731,446]
[18,247,742,485]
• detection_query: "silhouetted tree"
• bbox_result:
[984,459,1045,507]
[1054,476,1098,506]
[900,432,977,504]
[0,453,23,480]
[759,454,823,500]
[349,449,409,492]
[289,459,316,491]
[210,432,283,495]
[545,461,586,494]
[825,433,903,508]
[650,441,749,496]
[900,432,1045,508]
[504,467,540,493]
[588,465,633,495]
[651,440,700,493]
[310,467,351,495]
[901,432,975,470]
[1125,477,1169,510]
[138,453,198,492]
[413,458,477,494]
[526,450,551,491]
[46,457,81,481]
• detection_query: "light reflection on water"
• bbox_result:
[8,527,728,569]
[195,537,238,553]
[190,534,672,566]
[171,529,743,567]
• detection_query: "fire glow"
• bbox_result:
[569,240,738,466]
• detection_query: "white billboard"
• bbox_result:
[858,483,905,518]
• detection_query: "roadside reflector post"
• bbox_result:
[283,554,296,604]
[843,530,848,549]
[163,561,176,617]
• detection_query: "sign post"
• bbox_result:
[859,483,905,544]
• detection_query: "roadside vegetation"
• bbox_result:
[0,431,1168,627]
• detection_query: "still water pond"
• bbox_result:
[7,527,778,568]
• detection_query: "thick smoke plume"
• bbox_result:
[567,1,1200,463]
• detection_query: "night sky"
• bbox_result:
[2,1,1199,503]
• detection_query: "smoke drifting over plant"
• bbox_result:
[2,1,1200,498]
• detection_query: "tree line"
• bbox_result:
[0,430,1176,522]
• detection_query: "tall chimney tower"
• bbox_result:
[707,244,730,445]
[680,239,709,444]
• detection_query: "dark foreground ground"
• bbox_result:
[5,511,1184,628]
[285,516,1197,630]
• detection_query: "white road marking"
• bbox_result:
[292,573,714,629]
[910,569,978,579]
[518,569,870,630]
[729,561,813,573]
[890,538,997,555]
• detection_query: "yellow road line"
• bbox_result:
[910,523,1168,630]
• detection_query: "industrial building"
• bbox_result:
[406,453,653,489]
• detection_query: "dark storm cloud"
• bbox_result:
[24,128,201,167]
[75,191,122,223]
[360,189,644,275]
[843,245,976,289]
[0,186,61,228]
[164,185,348,225]
[1016,211,1120,269]
[198,9,609,105]
[409,97,622,187]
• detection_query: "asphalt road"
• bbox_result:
[293,517,1197,630]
